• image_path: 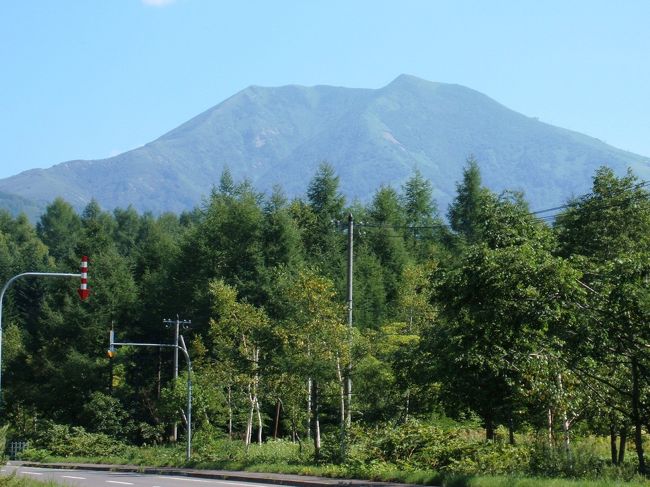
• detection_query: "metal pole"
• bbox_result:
[110,334,193,461]
[163,316,190,442]
[179,335,192,461]
[346,213,353,428]
[0,271,81,396]
[173,317,179,443]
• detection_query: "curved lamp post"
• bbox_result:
[109,330,193,460]
[0,269,86,396]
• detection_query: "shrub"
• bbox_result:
[346,419,530,476]
[81,392,132,439]
[0,424,8,462]
[31,422,127,457]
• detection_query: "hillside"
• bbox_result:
[1,74,648,216]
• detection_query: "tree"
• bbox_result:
[555,167,650,473]
[428,189,583,440]
[37,198,82,264]
[208,279,271,445]
[302,162,346,277]
[366,186,410,313]
[262,186,303,270]
[270,267,347,460]
[401,170,446,261]
[448,156,491,245]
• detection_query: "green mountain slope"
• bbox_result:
[1,74,648,215]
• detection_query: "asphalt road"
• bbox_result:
[2,465,281,487]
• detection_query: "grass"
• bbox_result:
[0,474,60,487]
[463,476,650,487]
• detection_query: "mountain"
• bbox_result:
[1,74,649,217]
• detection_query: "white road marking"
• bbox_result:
[23,472,44,476]
[158,479,277,487]
[62,475,87,479]
[220,483,278,487]
[160,478,210,483]
[106,481,134,485]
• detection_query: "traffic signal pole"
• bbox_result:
[0,257,90,397]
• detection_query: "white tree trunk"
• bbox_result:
[307,377,312,440]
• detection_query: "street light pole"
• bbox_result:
[109,331,193,460]
[163,315,191,442]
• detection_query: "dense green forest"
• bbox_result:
[3,160,650,481]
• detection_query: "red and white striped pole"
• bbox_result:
[78,256,89,300]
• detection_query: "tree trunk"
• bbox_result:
[485,412,495,441]
[253,348,262,445]
[547,408,554,447]
[632,357,645,474]
[307,378,312,440]
[610,425,618,465]
[227,384,233,439]
[556,373,571,459]
[336,354,347,459]
[274,399,281,439]
[508,417,515,445]
[619,426,627,465]
[255,397,263,445]
[336,355,346,431]
[310,380,321,461]
[246,383,254,447]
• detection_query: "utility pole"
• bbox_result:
[345,213,353,428]
[163,315,191,442]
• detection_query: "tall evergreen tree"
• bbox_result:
[448,156,490,244]
[37,198,82,265]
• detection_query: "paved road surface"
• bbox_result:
[2,465,281,487]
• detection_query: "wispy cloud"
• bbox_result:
[141,0,176,7]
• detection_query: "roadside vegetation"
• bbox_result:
[3,160,650,485]
[14,418,650,486]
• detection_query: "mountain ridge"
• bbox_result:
[1,75,648,217]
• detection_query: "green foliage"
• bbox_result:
[0,472,63,487]
[527,441,636,480]
[81,391,132,438]
[345,419,528,475]
[29,422,127,457]
[0,424,8,462]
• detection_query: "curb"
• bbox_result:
[11,462,425,487]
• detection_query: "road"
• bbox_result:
[2,465,281,487]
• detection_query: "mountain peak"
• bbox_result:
[0,77,648,219]
[386,74,437,89]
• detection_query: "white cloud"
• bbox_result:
[141,0,176,7]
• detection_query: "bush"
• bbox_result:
[346,419,529,476]
[81,392,133,439]
[0,424,8,462]
[190,434,310,467]
[31,422,127,457]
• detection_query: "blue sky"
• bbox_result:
[1,1,649,179]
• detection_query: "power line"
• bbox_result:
[530,179,650,220]
[332,177,650,232]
